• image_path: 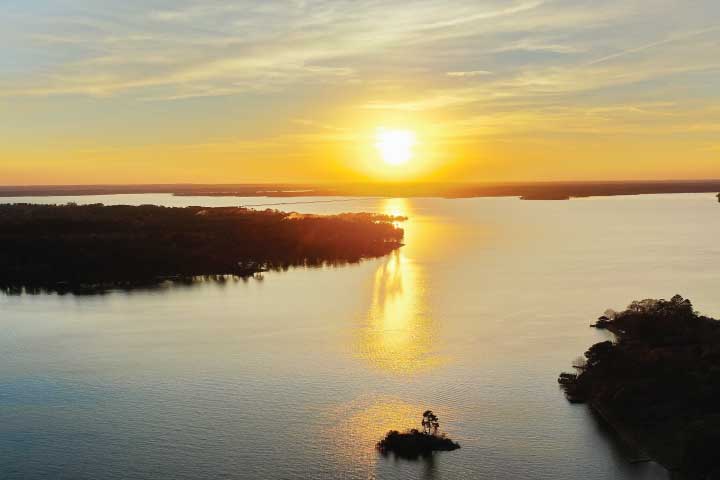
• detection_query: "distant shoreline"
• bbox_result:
[1,180,719,201]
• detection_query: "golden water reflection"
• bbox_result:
[329,395,425,451]
[357,198,441,374]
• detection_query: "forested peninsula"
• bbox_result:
[0,204,404,293]
[559,296,720,479]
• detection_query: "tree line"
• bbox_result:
[0,203,404,292]
[559,295,720,478]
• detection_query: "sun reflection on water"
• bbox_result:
[357,198,441,374]
[329,395,424,450]
[324,395,434,475]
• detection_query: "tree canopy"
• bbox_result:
[559,295,720,477]
[0,203,404,293]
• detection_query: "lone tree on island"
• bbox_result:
[422,410,440,435]
[377,410,460,457]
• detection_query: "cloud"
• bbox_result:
[0,0,638,99]
[2,0,720,159]
[586,25,720,66]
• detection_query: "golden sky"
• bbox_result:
[1,1,719,184]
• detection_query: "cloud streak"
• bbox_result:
[0,0,665,99]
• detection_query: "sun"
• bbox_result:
[375,129,416,166]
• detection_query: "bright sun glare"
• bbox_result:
[375,129,416,166]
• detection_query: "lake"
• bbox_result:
[3,193,719,479]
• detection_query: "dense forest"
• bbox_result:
[559,296,720,478]
[0,204,404,293]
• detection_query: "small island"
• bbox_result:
[0,203,404,293]
[559,295,720,479]
[377,410,460,459]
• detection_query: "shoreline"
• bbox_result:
[578,329,683,476]
[0,204,404,293]
[560,296,720,479]
[1,180,719,201]
[589,401,677,471]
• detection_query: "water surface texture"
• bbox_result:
[3,193,719,479]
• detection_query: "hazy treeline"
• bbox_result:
[560,295,720,478]
[2,181,720,201]
[0,204,404,292]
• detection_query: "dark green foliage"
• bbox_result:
[559,295,720,477]
[681,416,720,477]
[0,203,404,292]
[584,341,615,368]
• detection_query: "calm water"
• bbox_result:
[3,193,719,479]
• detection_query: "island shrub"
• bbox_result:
[377,411,460,459]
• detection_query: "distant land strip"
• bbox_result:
[239,197,383,207]
[1,180,720,201]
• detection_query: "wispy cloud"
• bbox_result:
[2,0,720,183]
[586,25,720,66]
[447,70,493,77]
[0,0,653,99]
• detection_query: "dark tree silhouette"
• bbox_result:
[558,295,720,478]
[422,410,440,436]
[377,410,459,458]
[0,203,405,293]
